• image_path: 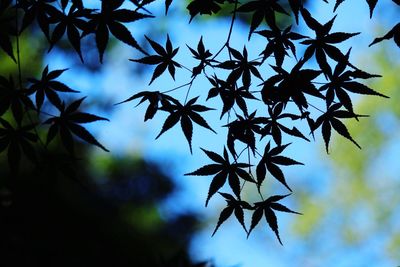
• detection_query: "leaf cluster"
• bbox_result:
[0,0,397,245]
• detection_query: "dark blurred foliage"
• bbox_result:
[0,139,206,266]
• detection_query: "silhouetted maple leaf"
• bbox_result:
[0,0,17,62]
[369,23,400,48]
[248,194,301,244]
[256,25,306,66]
[217,46,262,87]
[156,97,215,153]
[206,75,258,118]
[116,90,176,121]
[288,0,328,24]
[260,102,309,145]
[185,147,255,206]
[237,0,289,38]
[187,0,234,22]
[300,8,359,75]
[225,111,266,157]
[130,35,181,84]
[256,142,303,191]
[27,66,79,111]
[0,118,38,173]
[320,49,388,113]
[212,192,252,236]
[262,59,324,110]
[312,103,364,153]
[85,0,152,62]
[18,0,64,39]
[44,97,109,154]
[187,37,216,77]
[47,3,92,62]
[0,75,34,124]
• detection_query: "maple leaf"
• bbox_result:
[187,0,234,22]
[27,66,79,111]
[47,3,93,62]
[319,49,388,113]
[225,111,266,157]
[206,75,258,118]
[237,0,289,38]
[260,102,309,145]
[155,97,215,153]
[247,194,301,244]
[85,0,153,62]
[17,0,59,39]
[256,142,303,191]
[0,0,17,62]
[217,46,262,88]
[130,35,181,84]
[256,25,306,66]
[300,8,359,75]
[187,37,216,77]
[262,59,324,110]
[185,147,255,206]
[288,0,328,24]
[0,75,35,124]
[43,97,109,154]
[312,103,366,153]
[0,118,38,173]
[369,23,400,48]
[116,90,176,121]
[212,192,252,236]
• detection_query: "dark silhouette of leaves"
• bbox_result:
[300,7,359,75]
[187,0,234,22]
[0,118,38,173]
[0,75,34,124]
[206,75,258,118]
[369,23,400,48]
[217,46,262,87]
[130,35,181,84]
[320,49,388,113]
[260,102,309,145]
[187,37,215,77]
[237,0,289,38]
[312,103,364,153]
[116,90,176,121]
[0,0,395,243]
[156,97,215,153]
[47,4,92,62]
[185,147,255,206]
[262,59,324,110]
[256,25,306,66]
[256,142,303,191]
[27,66,79,111]
[212,192,252,236]
[18,0,58,38]
[86,0,153,62]
[247,194,301,244]
[225,111,265,156]
[44,97,109,154]
[0,0,16,62]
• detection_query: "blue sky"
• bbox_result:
[46,1,400,266]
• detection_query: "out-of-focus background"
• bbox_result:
[1,1,399,266]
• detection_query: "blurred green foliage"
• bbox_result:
[291,46,400,261]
